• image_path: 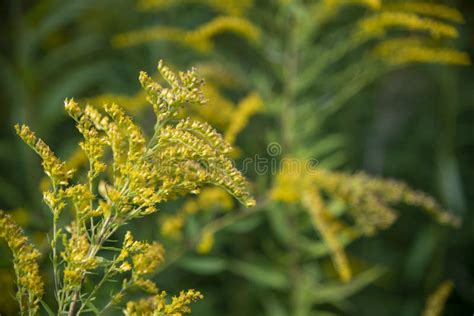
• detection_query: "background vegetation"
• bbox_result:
[1,0,473,315]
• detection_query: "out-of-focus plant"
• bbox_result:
[421,280,453,316]
[272,163,460,281]
[2,61,254,315]
[0,1,123,213]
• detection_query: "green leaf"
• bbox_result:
[40,61,112,128]
[266,205,293,245]
[229,260,289,290]
[297,230,361,259]
[40,300,55,316]
[178,256,227,275]
[227,215,263,233]
[0,176,24,207]
[295,134,346,160]
[311,267,385,304]
[86,300,100,315]
[261,294,288,316]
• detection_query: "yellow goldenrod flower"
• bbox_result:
[112,26,186,48]
[111,232,164,294]
[196,63,244,88]
[161,214,185,239]
[113,16,260,52]
[134,278,159,294]
[66,99,108,178]
[132,242,165,275]
[384,2,464,24]
[195,186,234,211]
[124,289,203,316]
[0,211,44,315]
[317,169,461,232]
[197,229,214,254]
[270,158,308,203]
[302,190,352,282]
[164,289,204,315]
[85,91,148,112]
[64,184,97,218]
[43,189,66,215]
[104,102,146,162]
[357,12,459,40]
[374,37,470,66]
[182,200,200,215]
[224,92,264,144]
[422,280,454,316]
[270,171,302,203]
[15,124,74,185]
[61,225,98,290]
[186,16,260,51]
[117,231,165,291]
[272,159,460,234]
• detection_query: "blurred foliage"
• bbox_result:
[1,0,474,315]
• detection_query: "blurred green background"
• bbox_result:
[1,0,473,315]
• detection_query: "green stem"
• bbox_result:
[76,265,114,315]
[99,279,132,314]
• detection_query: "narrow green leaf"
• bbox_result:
[229,260,289,290]
[40,300,55,316]
[179,256,227,275]
[312,267,385,304]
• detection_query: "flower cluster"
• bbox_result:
[384,2,464,23]
[301,189,352,282]
[357,11,458,39]
[10,60,254,315]
[15,124,74,185]
[113,16,260,52]
[224,92,263,144]
[124,289,203,316]
[61,63,261,261]
[0,211,44,315]
[116,231,166,294]
[271,159,460,281]
[62,225,99,290]
[373,37,470,66]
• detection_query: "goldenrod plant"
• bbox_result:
[0,211,43,315]
[2,61,254,315]
[271,162,460,281]
[82,67,263,255]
